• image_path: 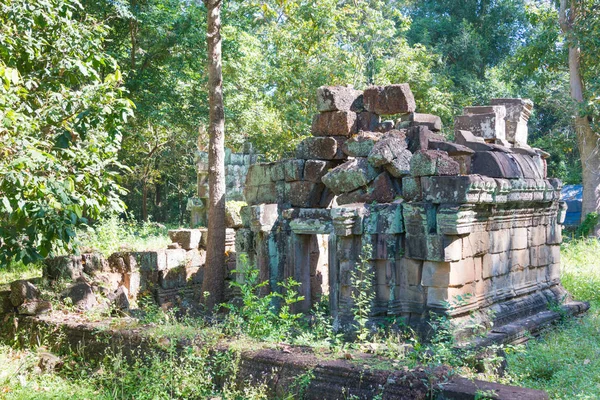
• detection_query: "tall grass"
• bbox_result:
[506,237,600,399]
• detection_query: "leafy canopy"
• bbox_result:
[0,0,134,264]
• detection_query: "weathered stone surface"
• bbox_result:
[341,131,381,157]
[363,84,416,115]
[337,172,397,204]
[421,175,497,204]
[165,248,187,270]
[356,111,380,131]
[378,120,395,132]
[321,158,379,195]
[409,150,460,177]
[286,181,325,208]
[316,86,362,112]
[1,290,14,314]
[295,136,345,160]
[402,176,422,201]
[367,130,408,167]
[454,129,486,145]
[249,203,279,233]
[303,160,336,182]
[225,201,245,228]
[397,113,442,131]
[455,105,507,141]
[421,259,476,288]
[384,150,413,177]
[471,151,523,178]
[246,163,275,186]
[331,206,365,236]
[311,111,358,136]
[62,282,98,310]
[407,126,446,153]
[491,98,533,145]
[428,140,474,156]
[9,280,40,307]
[282,159,305,182]
[18,300,52,316]
[108,286,130,310]
[43,256,83,281]
[168,229,202,250]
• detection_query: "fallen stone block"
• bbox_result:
[17,300,52,316]
[316,86,363,112]
[225,201,245,228]
[303,160,337,182]
[168,229,202,250]
[367,130,408,167]
[428,140,474,156]
[409,150,460,177]
[321,157,379,194]
[384,150,413,177]
[356,111,380,131]
[295,136,345,160]
[406,126,446,153]
[455,105,507,141]
[62,282,98,310]
[378,120,395,132]
[401,176,422,201]
[342,131,382,157]
[337,172,397,204]
[311,111,358,136]
[396,113,442,131]
[363,84,416,115]
[9,280,40,307]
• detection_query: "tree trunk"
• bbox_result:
[141,182,149,222]
[560,0,600,236]
[201,0,226,309]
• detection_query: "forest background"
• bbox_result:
[2,0,599,263]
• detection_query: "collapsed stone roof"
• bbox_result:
[244,83,556,209]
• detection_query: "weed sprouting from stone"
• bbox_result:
[350,243,375,342]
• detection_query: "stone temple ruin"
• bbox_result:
[6,83,588,344]
[235,84,586,337]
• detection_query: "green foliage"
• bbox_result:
[575,212,600,238]
[75,215,171,256]
[224,254,304,341]
[350,243,375,342]
[560,237,600,305]
[0,0,134,264]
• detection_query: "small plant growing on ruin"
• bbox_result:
[350,243,375,342]
[225,254,304,341]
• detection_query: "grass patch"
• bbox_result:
[505,237,600,399]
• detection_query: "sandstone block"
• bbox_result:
[428,140,474,156]
[283,159,305,182]
[367,130,408,167]
[62,282,97,310]
[303,160,336,182]
[378,120,395,132]
[316,86,362,112]
[286,181,325,208]
[455,105,506,141]
[510,249,530,270]
[427,283,477,309]
[528,225,546,247]
[397,257,423,286]
[471,151,522,178]
[490,252,510,277]
[342,131,381,157]
[397,113,442,131]
[225,201,244,228]
[168,229,202,250]
[295,136,345,160]
[421,258,475,288]
[384,151,412,177]
[165,248,187,270]
[410,150,460,177]
[407,126,446,153]
[490,229,511,254]
[546,223,562,245]
[357,111,380,131]
[401,177,422,201]
[363,84,416,115]
[336,172,397,205]
[321,157,379,195]
[311,111,358,136]
[18,300,52,316]
[490,98,533,145]
[510,228,528,250]
[9,280,40,307]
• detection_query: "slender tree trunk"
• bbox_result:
[141,182,149,222]
[560,0,600,236]
[201,0,226,309]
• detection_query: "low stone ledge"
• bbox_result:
[0,313,549,400]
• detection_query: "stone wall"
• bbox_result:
[190,144,259,226]
[237,83,575,337]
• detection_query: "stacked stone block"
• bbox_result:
[239,82,574,339]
